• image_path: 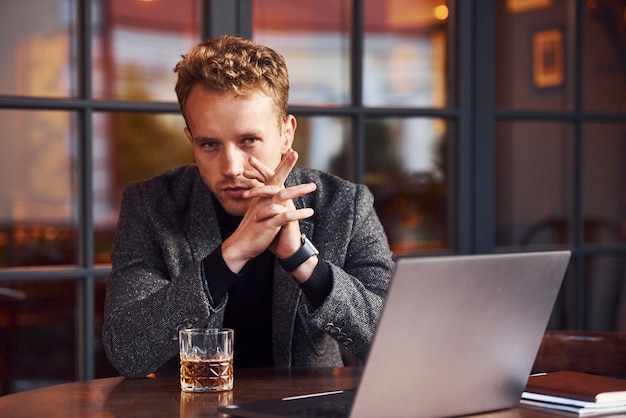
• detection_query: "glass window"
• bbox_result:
[583,123,626,245]
[92,0,201,101]
[584,0,626,111]
[253,0,351,106]
[0,279,76,392]
[364,117,451,254]
[496,121,575,248]
[0,0,77,97]
[0,110,78,267]
[292,116,353,181]
[496,1,575,110]
[93,112,193,263]
[363,0,452,108]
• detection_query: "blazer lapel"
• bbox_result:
[185,173,223,260]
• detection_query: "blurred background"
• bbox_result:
[0,0,624,394]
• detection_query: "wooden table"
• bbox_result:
[0,367,575,417]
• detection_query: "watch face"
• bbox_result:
[303,236,319,255]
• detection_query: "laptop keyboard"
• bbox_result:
[218,389,356,417]
[284,398,352,417]
[280,389,355,417]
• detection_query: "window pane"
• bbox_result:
[583,123,626,245]
[584,255,626,331]
[292,116,353,181]
[496,1,575,110]
[0,0,76,97]
[584,1,626,111]
[253,0,351,106]
[365,118,451,254]
[93,0,201,101]
[363,0,452,108]
[0,110,78,267]
[496,122,574,248]
[93,112,193,263]
[0,279,76,392]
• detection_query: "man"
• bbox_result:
[103,34,394,378]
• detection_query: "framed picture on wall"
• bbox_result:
[532,28,564,88]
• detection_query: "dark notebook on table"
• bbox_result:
[521,371,626,416]
[219,251,571,418]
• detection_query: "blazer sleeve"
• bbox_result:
[306,183,394,362]
[102,183,219,378]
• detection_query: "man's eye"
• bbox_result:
[243,137,258,145]
[201,141,218,150]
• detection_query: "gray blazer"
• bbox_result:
[103,165,394,378]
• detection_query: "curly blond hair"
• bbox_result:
[174,34,290,123]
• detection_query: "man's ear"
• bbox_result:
[281,114,297,153]
[184,126,193,144]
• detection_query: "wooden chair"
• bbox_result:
[532,329,626,378]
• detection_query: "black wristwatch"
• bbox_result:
[278,234,319,272]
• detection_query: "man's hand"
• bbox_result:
[221,150,317,275]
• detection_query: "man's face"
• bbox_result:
[183,86,295,216]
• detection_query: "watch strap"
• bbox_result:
[278,234,319,272]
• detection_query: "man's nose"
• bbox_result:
[221,147,245,177]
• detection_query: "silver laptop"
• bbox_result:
[219,251,571,418]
